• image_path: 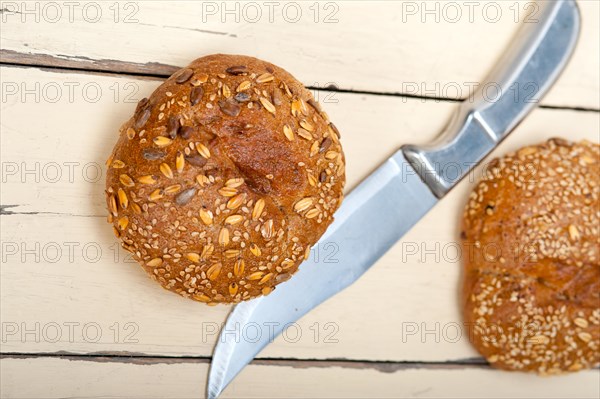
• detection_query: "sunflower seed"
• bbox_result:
[119,174,135,187]
[174,187,196,206]
[227,193,246,209]
[320,138,332,153]
[117,188,129,209]
[237,81,252,92]
[134,107,151,129]
[167,116,180,139]
[176,152,185,173]
[283,125,294,141]
[185,153,207,167]
[329,122,341,138]
[262,287,272,296]
[252,199,265,220]
[136,97,149,111]
[225,215,244,225]
[256,73,274,83]
[196,143,211,158]
[275,273,291,283]
[234,259,245,276]
[319,170,327,183]
[259,97,276,114]
[160,163,173,179]
[199,209,213,225]
[272,87,283,106]
[294,198,313,212]
[219,99,241,117]
[190,86,204,106]
[147,257,163,267]
[142,148,166,161]
[207,263,222,280]
[226,65,247,75]
[234,92,251,102]
[117,216,129,230]
[174,68,194,84]
[178,126,194,139]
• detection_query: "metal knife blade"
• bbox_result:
[208,1,580,397]
[208,153,437,399]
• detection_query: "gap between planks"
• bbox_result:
[0,352,489,373]
[2,49,599,113]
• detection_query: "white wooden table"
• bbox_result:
[1,1,599,398]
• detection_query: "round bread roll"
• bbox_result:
[461,138,599,374]
[105,54,345,304]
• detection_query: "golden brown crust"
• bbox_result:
[105,54,345,304]
[461,138,600,374]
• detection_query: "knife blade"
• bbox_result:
[208,1,580,397]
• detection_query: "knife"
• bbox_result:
[208,1,580,397]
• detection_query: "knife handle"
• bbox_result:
[402,0,580,199]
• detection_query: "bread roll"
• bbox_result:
[105,54,345,304]
[461,138,599,373]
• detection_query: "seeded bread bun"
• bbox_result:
[461,138,600,374]
[105,54,345,304]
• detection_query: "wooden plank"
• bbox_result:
[1,1,598,109]
[1,65,598,362]
[1,66,598,216]
[1,357,599,398]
